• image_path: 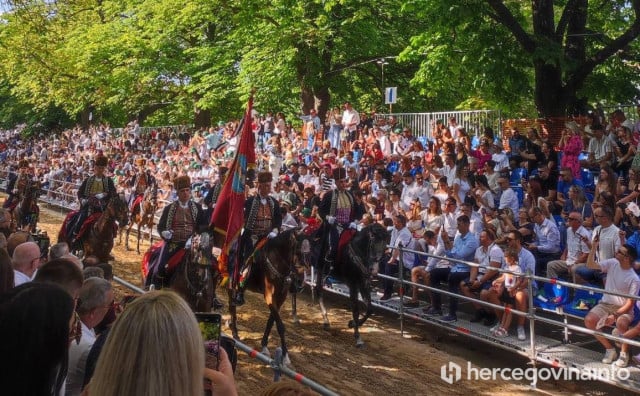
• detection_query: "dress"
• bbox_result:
[560,135,583,179]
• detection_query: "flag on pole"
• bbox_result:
[210,94,256,285]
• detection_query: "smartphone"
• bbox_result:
[195,313,222,369]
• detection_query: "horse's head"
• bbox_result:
[364,223,389,265]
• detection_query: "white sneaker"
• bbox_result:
[615,352,629,368]
[517,326,526,341]
[612,328,622,348]
[490,323,501,333]
[602,349,618,364]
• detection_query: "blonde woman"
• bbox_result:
[87,291,237,396]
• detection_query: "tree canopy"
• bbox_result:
[0,0,638,130]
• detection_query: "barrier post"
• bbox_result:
[398,242,405,337]
[527,269,537,390]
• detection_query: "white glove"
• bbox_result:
[356,224,364,232]
[326,215,336,225]
[349,222,358,230]
[211,203,216,209]
[161,230,173,240]
[268,231,278,239]
[81,199,88,206]
[95,193,106,199]
[12,188,17,194]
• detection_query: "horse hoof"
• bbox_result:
[348,320,355,328]
[356,340,365,348]
[293,318,301,325]
[323,323,331,331]
[283,354,291,366]
[261,346,271,358]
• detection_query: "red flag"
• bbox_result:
[210,95,256,285]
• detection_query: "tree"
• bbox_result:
[402,0,640,117]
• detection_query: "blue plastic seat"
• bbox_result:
[471,135,480,150]
[562,285,603,317]
[581,169,595,191]
[510,168,528,185]
[534,283,570,310]
[578,152,589,162]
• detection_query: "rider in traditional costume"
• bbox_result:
[3,160,33,210]
[127,157,157,216]
[69,155,117,244]
[153,175,208,288]
[318,167,365,275]
[234,171,282,306]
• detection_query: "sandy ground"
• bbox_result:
[34,205,629,396]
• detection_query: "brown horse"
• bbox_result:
[60,194,129,262]
[167,232,217,313]
[12,180,41,233]
[119,187,158,254]
[227,229,300,364]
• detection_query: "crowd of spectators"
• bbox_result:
[2,104,640,371]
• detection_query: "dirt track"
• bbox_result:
[36,205,628,395]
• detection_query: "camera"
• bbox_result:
[31,230,50,259]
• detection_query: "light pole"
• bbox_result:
[377,58,389,111]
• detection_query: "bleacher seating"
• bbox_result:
[534,282,570,310]
[562,284,603,317]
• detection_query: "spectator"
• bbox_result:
[584,243,640,365]
[558,122,584,179]
[527,206,562,276]
[425,214,478,322]
[379,214,414,301]
[546,211,592,281]
[404,230,438,307]
[86,291,237,396]
[0,282,75,396]
[33,257,84,300]
[497,176,519,216]
[490,248,523,338]
[49,241,71,260]
[66,278,114,396]
[461,229,503,325]
[574,206,622,285]
[482,230,535,341]
[581,124,613,169]
[12,241,42,286]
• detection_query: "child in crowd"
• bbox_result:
[491,248,522,338]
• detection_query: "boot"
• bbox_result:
[212,297,224,310]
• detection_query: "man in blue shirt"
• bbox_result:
[424,214,479,322]
[554,167,584,214]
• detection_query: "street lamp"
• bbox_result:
[376,58,389,89]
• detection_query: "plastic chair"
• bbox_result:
[562,285,603,317]
[581,169,595,191]
[510,168,528,185]
[534,283,570,310]
[578,152,589,162]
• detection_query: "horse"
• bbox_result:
[313,223,389,347]
[59,194,129,262]
[119,187,158,254]
[227,229,300,364]
[168,232,217,313]
[12,180,41,233]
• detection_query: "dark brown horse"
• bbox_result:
[167,232,217,313]
[314,223,388,347]
[60,194,129,262]
[12,180,41,233]
[119,187,158,254]
[227,229,300,364]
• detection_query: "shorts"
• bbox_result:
[500,288,516,305]
[589,303,633,323]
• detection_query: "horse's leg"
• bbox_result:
[316,262,330,330]
[261,280,277,357]
[228,289,239,340]
[136,221,142,254]
[347,284,365,347]
[291,290,300,325]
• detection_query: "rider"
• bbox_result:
[203,166,228,209]
[318,167,365,275]
[234,171,282,306]
[153,175,208,288]
[70,155,117,245]
[3,160,33,211]
[128,157,157,216]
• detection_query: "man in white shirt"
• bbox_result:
[379,215,414,301]
[12,242,42,286]
[497,176,520,215]
[547,211,591,281]
[581,124,613,169]
[341,102,360,143]
[574,206,621,284]
[461,230,504,324]
[584,243,640,366]
[66,278,114,396]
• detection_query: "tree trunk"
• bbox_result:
[194,107,211,129]
[135,103,171,125]
[534,63,566,118]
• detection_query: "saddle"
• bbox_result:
[130,194,144,214]
[336,228,357,264]
[142,241,187,285]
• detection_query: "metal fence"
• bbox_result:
[375,110,502,140]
